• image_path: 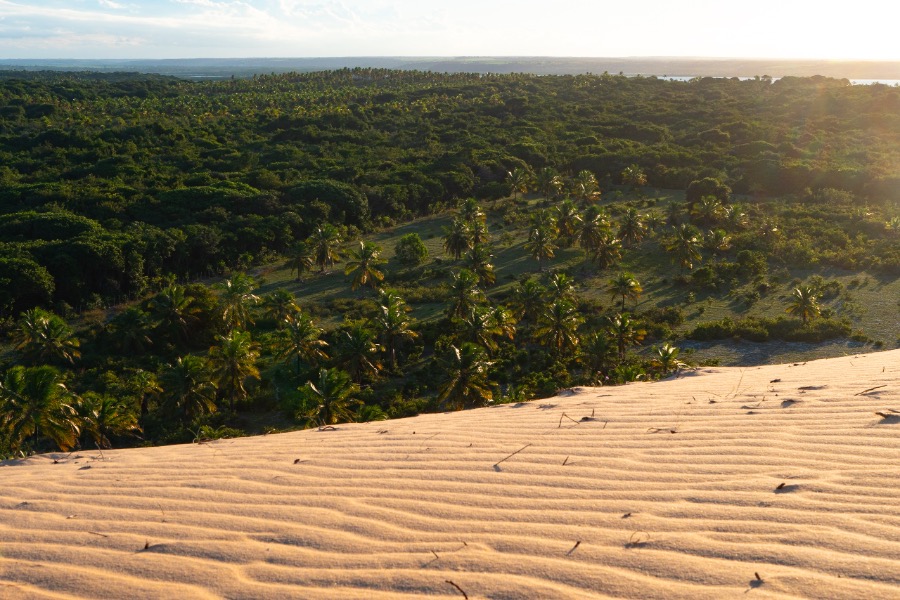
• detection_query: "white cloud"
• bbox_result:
[97,0,125,8]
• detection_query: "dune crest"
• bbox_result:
[2,350,899,599]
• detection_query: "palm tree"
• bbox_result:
[437,343,494,410]
[653,343,686,375]
[691,196,726,226]
[572,170,600,203]
[618,208,647,247]
[621,164,647,190]
[275,312,329,375]
[108,307,154,355]
[160,355,217,421]
[446,269,485,320]
[443,217,473,259]
[0,365,80,452]
[607,313,646,360]
[149,285,201,348]
[285,241,314,282]
[664,224,703,273]
[547,272,577,303]
[534,300,583,359]
[14,308,81,366]
[536,167,564,200]
[554,199,582,248]
[786,286,822,326]
[510,278,547,325]
[608,272,643,311]
[456,305,499,353]
[309,224,343,273]
[488,305,517,346]
[344,240,386,292]
[581,332,617,376]
[208,330,260,413]
[506,167,531,200]
[217,272,260,332]
[465,244,496,286]
[703,229,732,261]
[373,290,418,371]
[459,197,486,225]
[298,368,360,427]
[334,323,382,384]
[592,232,623,270]
[261,289,301,326]
[76,392,141,449]
[578,206,610,259]
[525,223,557,272]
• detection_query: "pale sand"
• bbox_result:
[2,350,899,599]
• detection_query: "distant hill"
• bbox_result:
[1,56,898,80]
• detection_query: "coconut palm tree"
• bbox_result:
[373,290,418,371]
[275,312,329,375]
[446,269,485,320]
[298,368,360,427]
[578,206,610,259]
[572,170,600,204]
[547,272,577,303]
[653,343,686,375]
[459,197,486,225]
[344,240,386,292]
[786,286,822,326]
[14,308,81,366]
[285,241,314,282]
[148,285,202,348]
[443,217,473,259]
[621,164,647,190]
[108,307,154,355]
[510,278,547,325]
[334,323,382,384]
[160,355,217,421]
[536,167,564,200]
[76,392,141,449]
[607,313,646,360]
[437,343,494,410]
[525,224,557,272]
[703,228,732,261]
[664,224,703,273]
[608,272,643,312]
[553,199,582,248]
[0,365,80,452]
[618,208,647,247]
[261,289,301,327]
[465,244,496,286]
[309,224,343,273]
[592,232,623,270]
[534,300,583,359]
[208,330,260,413]
[581,332,617,377]
[506,167,531,200]
[217,273,260,332]
[691,195,726,227]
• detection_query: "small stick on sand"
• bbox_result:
[431,550,439,560]
[566,541,581,555]
[775,482,786,490]
[445,580,468,599]
[494,444,531,468]
[87,531,108,538]
[562,456,569,466]
[755,572,763,582]
[855,385,887,396]
[558,413,580,428]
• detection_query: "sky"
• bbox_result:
[0,0,897,61]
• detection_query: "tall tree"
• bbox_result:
[309,224,343,273]
[591,232,623,270]
[14,308,81,366]
[275,312,329,375]
[572,170,600,203]
[554,199,582,248]
[298,368,360,427]
[621,164,647,190]
[261,289,301,327]
[536,167,563,200]
[208,330,260,413]
[510,278,547,325]
[443,217,473,259]
[465,244,496,286]
[344,240,386,292]
[446,269,485,320]
[160,355,217,421]
[217,272,260,332]
[608,272,643,312]
[437,343,494,411]
[148,285,202,349]
[525,224,557,272]
[607,313,646,360]
[373,290,418,371]
[285,241,314,282]
[0,365,80,452]
[664,224,703,273]
[506,167,531,200]
[76,392,141,450]
[534,300,583,359]
[334,323,382,384]
[618,208,647,247]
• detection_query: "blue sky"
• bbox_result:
[0,1,896,60]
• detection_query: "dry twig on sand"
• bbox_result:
[445,580,468,599]
[855,385,887,396]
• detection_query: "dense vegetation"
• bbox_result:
[0,69,897,456]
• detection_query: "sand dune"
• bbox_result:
[2,350,899,599]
